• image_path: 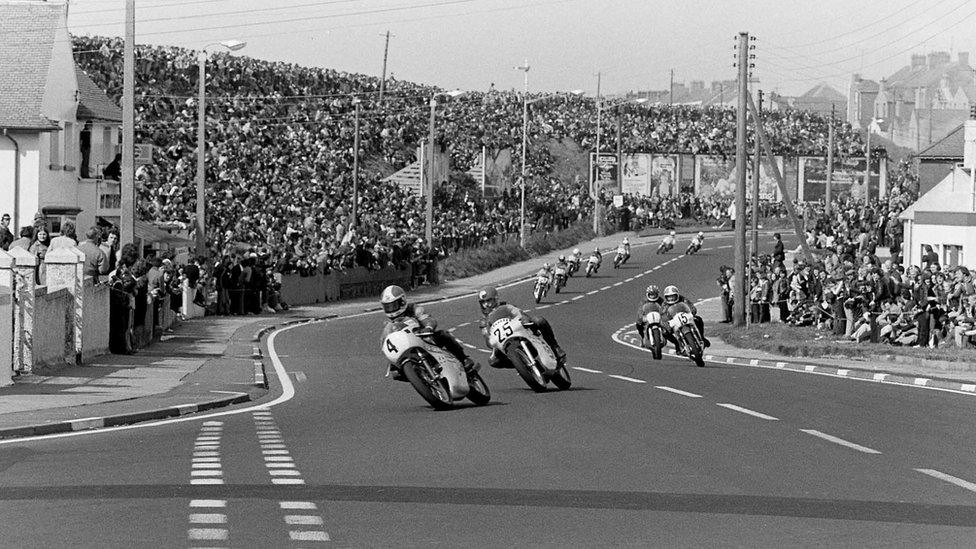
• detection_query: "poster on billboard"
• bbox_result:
[620,154,651,196]
[799,157,880,202]
[751,157,785,201]
[694,156,737,199]
[590,153,619,193]
[651,155,678,197]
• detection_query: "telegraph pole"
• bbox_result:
[733,32,750,327]
[593,71,603,236]
[669,69,674,105]
[751,89,763,259]
[352,98,361,227]
[121,0,135,247]
[864,125,872,202]
[379,31,391,101]
[825,104,835,215]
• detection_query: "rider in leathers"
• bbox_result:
[380,285,478,380]
[477,287,567,369]
[636,284,665,346]
[661,284,710,349]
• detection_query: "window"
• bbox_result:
[49,129,60,167]
[80,122,92,178]
[63,122,74,170]
[943,245,963,268]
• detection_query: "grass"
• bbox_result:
[437,223,600,281]
[712,321,976,367]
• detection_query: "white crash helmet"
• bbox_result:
[558,254,566,262]
[623,237,629,244]
[663,285,680,304]
[669,230,676,237]
[380,285,408,319]
[697,231,704,238]
[573,248,581,255]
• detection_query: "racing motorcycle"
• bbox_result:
[553,264,569,293]
[668,311,705,367]
[486,316,571,392]
[567,256,581,276]
[685,240,702,255]
[533,274,550,303]
[640,310,665,360]
[382,325,491,410]
[613,248,626,269]
[656,240,674,254]
[585,254,600,277]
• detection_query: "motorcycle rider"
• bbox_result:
[536,262,555,287]
[380,285,478,380]
[661,284,710,349]
[569,248,583,273]
[687,231,705,254]
[636,284,666,347]
[589,246,603,272]
[477,287,567,368]
[621,237,631,262]
[554,255,570,286]
[659,231,676,253]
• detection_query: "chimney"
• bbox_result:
[927,51,951,68]
[960,52,971,67]
[965,107,976,169]
[911,54,926,70]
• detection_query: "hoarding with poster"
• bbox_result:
[799,157,880,202]
[620,153,651,196]
[651,155,678,197]
[751,157,785,201]
[589,153,619,193]
[694,156,737,199]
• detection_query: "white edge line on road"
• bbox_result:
[655,386,703,398]
[915,469,976,493]
[572,367,603,373]
[800,429,881,454]
[716,403,778,420]
[607,374,646,384]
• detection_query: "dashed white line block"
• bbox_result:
[800,429,881,454]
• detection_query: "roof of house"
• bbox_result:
[75,67,122,122]
[900,166,976,219]
[799,82,846,102]
[0,1,63,130]
[852,78,879,93]
[916,123,965,159]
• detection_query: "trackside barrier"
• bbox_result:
[280,263,432,306]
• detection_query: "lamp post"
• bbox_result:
[518,88,583,247]
[351,96,361,228]
[425,89,464,247]
[593,95,646,236]
[196,39,246,257]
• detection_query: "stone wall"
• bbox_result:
[33,286,73,367]
[280,265,419,306]
[82,279,110,360]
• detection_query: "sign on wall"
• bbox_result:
[621,153,651,196]
[651,155,679,197]
[589,152,619,194]
[799,157,880,202]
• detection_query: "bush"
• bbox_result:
[438,223,599,281]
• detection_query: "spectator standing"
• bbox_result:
[717,266,733,323]
[771,268,789,322]
[29,226,51,284]
[100,229,119,274]
[50,221,78,250]
[0,213,12,250]
[78,226,110,282]
[8,226,33,251]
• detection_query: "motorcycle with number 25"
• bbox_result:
[382,324,491,409]
[486,316,572,392]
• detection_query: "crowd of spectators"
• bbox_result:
[73,36,867,276]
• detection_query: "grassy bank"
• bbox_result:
[438,223,600,281]
[712,321,976,367]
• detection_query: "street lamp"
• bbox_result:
[351,96,362,228]
[518,89,584,247]
[593,96,646,236]
[195,39,246,256]
[425,89,464,247]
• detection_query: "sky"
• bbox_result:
[64,0,976,97]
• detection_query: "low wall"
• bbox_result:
[33,286,73,367]
[82,280,111,361]
[281,265,420,306]
[0,290,12,388]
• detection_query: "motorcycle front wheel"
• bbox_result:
[683,332,705,367]
[402,357,454,409]
[507,341,547,392]
[651,329,663,360]
[466,371,491,406]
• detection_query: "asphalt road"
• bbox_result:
[1,234,975,548]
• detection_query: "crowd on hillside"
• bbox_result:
[73,36,867,272]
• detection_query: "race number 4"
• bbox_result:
[385,339,398,354]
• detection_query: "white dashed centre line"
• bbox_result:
[915,469,976,493]
[600,286,612,291]
[572,367,603,373]
[572,296,584,301]
[800,429,881,454]
[586,290,599,295]
[608,374,646,383]
[716,403,779,421]
[655,386,702,398]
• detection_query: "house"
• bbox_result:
[0,1,124,238]
[915,123,966,196]
[847,74,879,130]
[899,113,976,270]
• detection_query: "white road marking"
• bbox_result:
[613,282,623,287]
[270,469,303,476]
[572,295,584,301]
[190,500,226,508]
[193,451,220,457]
[272,478,305,485]
[915,469,976,493]
[586,290,599,295]
[264,456,293,462]
[800,429,881,454]
[290,531,330,542]
[600,286,612,291]
[572,367,603,373]
[189,514,226,524]
[963,384,976,392]
[191,463,223,469]
[262,449,290,455]
[536,305,551,310]
[914,378,930,386]
[280,502,318,510]
[188,528,228,541]
[836,369,849,376]
[260,443,287,449]
[285,515,324,525]
[655,386,702,398]
[191,470,224,477]
[266,463,297,468]
[608,374,646,383]
[716,403,779,420]
[190,479,224,485]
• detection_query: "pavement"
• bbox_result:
[3,225,972,440]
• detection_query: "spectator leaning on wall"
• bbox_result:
[78,226,110,283]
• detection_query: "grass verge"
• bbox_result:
[711,321,976,369]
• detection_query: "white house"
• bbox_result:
[899,114,976,269]
[0,1,122,237]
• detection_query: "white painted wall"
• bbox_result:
[0,132,42,231]
[904,222,976,270]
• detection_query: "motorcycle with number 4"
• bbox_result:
[668,311,705,367]
[641,311,665,360]
[554,265,568,293]
[487,316,571,392]
[533,275,550,303]
[382,325,491,409]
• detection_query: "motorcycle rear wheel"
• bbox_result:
[402,357,453,409]
[550,364,572,390]
[508,342,547,392]
[466,371,491,406]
